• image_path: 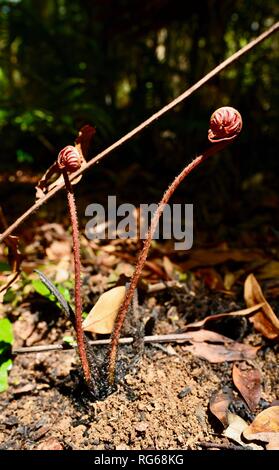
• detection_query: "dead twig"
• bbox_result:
[147,280,183,293]
[0,21,278,243]
[199,441,253,451]
[12,331,216,355]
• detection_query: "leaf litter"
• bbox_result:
[232,362,261,412]
[243,406,279,450]
[0,218,278,449]
[244,274,279,340]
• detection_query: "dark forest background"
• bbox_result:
[0,0,278,244]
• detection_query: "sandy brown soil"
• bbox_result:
[0,338,278,450]
[0,200,278,451]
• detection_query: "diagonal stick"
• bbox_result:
[0,21,278,243]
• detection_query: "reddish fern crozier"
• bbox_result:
[107,106,243,385]
[58,145,91,385]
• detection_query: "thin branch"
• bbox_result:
[147,280,183,293]
[12,332,207,355]
[199,441,253,451]
[0,21,278,243]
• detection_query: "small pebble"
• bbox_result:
[178,386,191,399]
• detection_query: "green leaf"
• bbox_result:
[3,288,16,303]
[0,318,13,345]
[57,285,71,304]
[0,358,12,393]
[16,149,34,163]
[63,336,77,347]
[32,279,51,297]
[0,262,11,272]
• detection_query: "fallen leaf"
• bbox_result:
[257,261,279,280]
[182,341,259,363]
[243,406,279,450]
[223,413,248,445]
[244,274,279,340]
[180,245,265,271]
[223,413,263,449]
[209,388,233,426]
[184,303,264,331]
[5,235,22,272]
[162,256,179,280]
[195,268,224,290]
[82,286,126,334]
[175,329,242,344]
[46,240,71,261]
[232,363,261,411]
[0,235,21,302]
[179,329,260,362]
[224,271,237,291]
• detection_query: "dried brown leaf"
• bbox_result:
[182,341,259,363]
[46,240,71,261]
[184,303,264,331]
[5,235,22,272]
[244,274,279,340]
[257,261,279,280]
[223,413,248,445]
[179,329,238,344]
[243,406,279,449]
[180,329,260,363]
[180,245,265,271]
[232,363,261,411]
[82,286,126,334]
[195,267,224,290]
[209,389,233,426]
[162,256,177,280]
[223,413,263,449]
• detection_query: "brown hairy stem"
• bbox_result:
[62,169,91,384]
[0,21,277,244]
[107,142,229,384]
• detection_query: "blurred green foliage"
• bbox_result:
[0,0,278,172]
[32,278,72,306]
[0,318,13,392]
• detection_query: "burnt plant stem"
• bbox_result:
[62,169,91,385]
[108,141,228,385]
